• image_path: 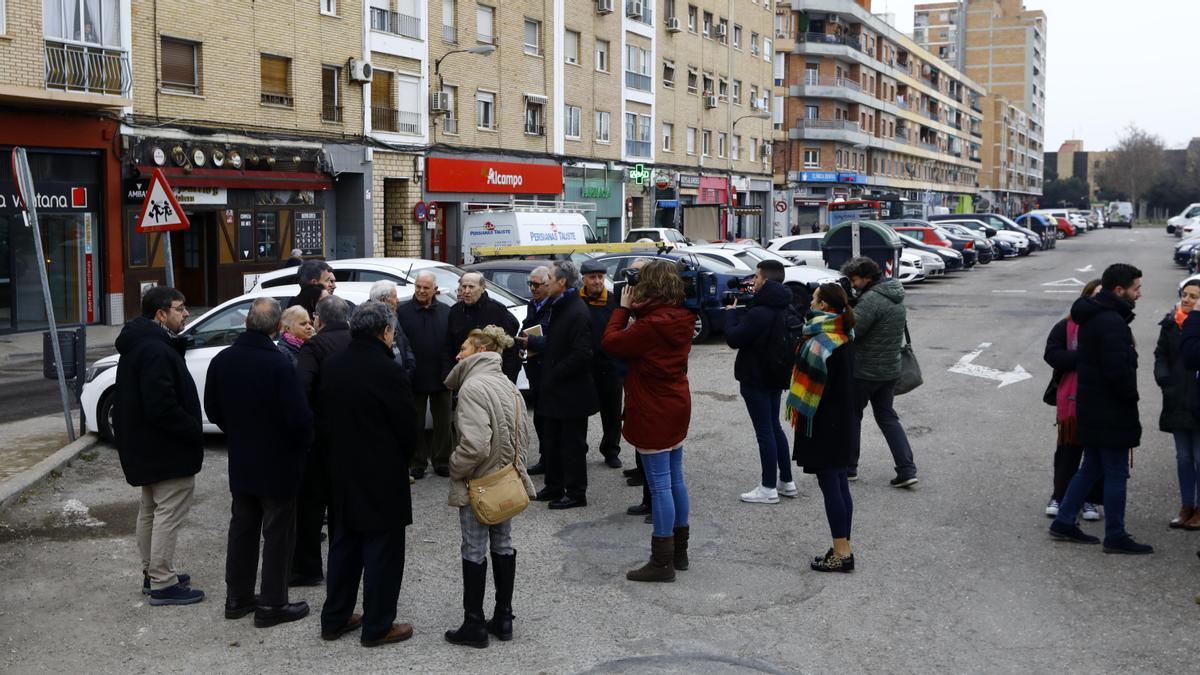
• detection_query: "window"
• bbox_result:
[394,74,420,133]
[686,68,698,94]
[44,0,121,46]
[717,132,726,158]
[732,135,741,160]
[732,79,741,104]
[476,90,495,129]
[565,104,581,138]
[750,138,758,162]
[733,25,742,49]
[702,74,713,95]
[665,0,676,20]
[442,0,456,42]
[749,85,758,107]
[663,60,675,88]
[662,122,673,152]
[687,5,697,32]
[564,29,580,65]
[160,38,199,94]
[804,148,819,167]
[595,39,609,72]
[805,63,819,85]
[321,0,336,15]
[260,54,292,106]
[701,129,711,156]
[763,38,771,59]
[718,18,728,43]
[702,11,712,37]
[523,19,541,55]
[750,31,759,55]
[595,110,610,142]
[625,44,651,91]
[686,127,696,154]
[805,104,818,119]
[624,112,651,157]
[524,98,544,135]
[718,78,728,101]
[440,84,459,133]
[476,4,494,44]
[321,65,341,122]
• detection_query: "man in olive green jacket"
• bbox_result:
[841,257,919,487]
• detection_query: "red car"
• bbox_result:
[1055,217,1076,239]
[893,225,954,248]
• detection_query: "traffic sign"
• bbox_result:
[414,200,428,222]
[136,169,190,233]
[427,201,439,220]
[775,201,787,213]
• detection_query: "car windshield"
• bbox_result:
[740,247,796,266]
[681,254,738,274]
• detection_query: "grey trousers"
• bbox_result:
[136,475,195,590]
[458,506,513,564]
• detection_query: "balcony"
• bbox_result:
[625,139,652,157]
[44,41,132,97]
[626,1,653,26]
[442,25,458,43]
[797,31,860,51]
[370,8,421,40]
[373,106,420,134]
[796,119,859,131]
[322,105,343,123]
[624,71,652,92]
[443,117,458,134]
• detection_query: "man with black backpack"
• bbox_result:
[725,260,805,504]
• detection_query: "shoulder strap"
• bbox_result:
[510,386,525,468]
[904,322,913,347]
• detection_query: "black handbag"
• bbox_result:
[1043,371,1060,406]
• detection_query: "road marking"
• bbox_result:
[991,290,1027,294]
[1076,264,1094,272]
[1044,290,1077,294]
[1042,277,1084,287]
[948,342,1033,388]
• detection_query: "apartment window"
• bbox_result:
[442,0,456,42]
[702,11,712,37]
[702,74,713,95]
[372,69,393,128]
[395,74,420,133]
[763,38,771,59]
[749,85,758,107]
[661,61,676,89]
[564,29,580,65]
[750,138,758,162]
[595,39,609,72]
[524,98,545,135]
[750,32,759,55]
[441,84,459,133]
[686,127,696,154]
[717,132,726,158]
[476,4,494,44]
[662,122,674,151]
[523,19,541,55]
[320,0,336,15]
[732,135,740,160]
[732,79,741,104]
[260,54,292,106]
[625,112,651,157]
[665,0,676,20]
[561,104,581,139]
[321,65,342,122]
[686,68,698,94]
[44,0,121,45]
[476,90,495,129]
[625,44,651,91]
[701,129,711,156]
[687,4,697,32]
[733,25,742,49]
[805,104,817,119]
[595,110,610,142]
[717,18,728,43]
[160,38,199,94]
[804,148,819,167]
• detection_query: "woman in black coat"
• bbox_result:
[789,283,858,573]
[1155,279,1200,529]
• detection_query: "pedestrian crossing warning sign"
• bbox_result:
[136,169,190,233]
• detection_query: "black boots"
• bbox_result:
[627,536,676,582]
[444,559,489,648]
[487,550,517,641]
[673,526,689,571]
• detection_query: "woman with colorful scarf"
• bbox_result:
[1155,278,1200,529]
[277,305,316,366]
[1042,280,1104,521]
[788,282,858,573]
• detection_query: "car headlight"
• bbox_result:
[84,362,117,383]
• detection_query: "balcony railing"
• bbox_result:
[918,140,939,153]
[894,97,910,110]
[44,41,132,97]
[370,8,421,40]
[795,119,859,131]
[322,105,343,123]
[373,107,420,134]
[443,117,458,134]
[261,92,294,107]
[524,122,545,136]
[625,139,652,157]
[626,1,653,25]
[797,31,862,52]
[624,71,652,91]
[442,24,457,43]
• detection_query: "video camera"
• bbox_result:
[721,274,756,307]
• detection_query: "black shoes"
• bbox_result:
[224,595,259,620]
[288,573,324,587]
[1048,521,1100,544]
[626,474,645,486]
[548,496,587,510]
[527,462,546,476]
[603,455,623,469]
[254,601,310,628]
[622,468,640,478]
[810,550,855,573]
[533,487,562,502]
[409,467,426,480]
[143,572,190,595]
[890,475,919,488]
[1103,536,1154,555]
[434,465,451,478]
[626,503,651,516]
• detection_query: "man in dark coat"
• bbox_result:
[446,272,521,382]
[396,271,453,480]
[532,261,600,510]
[725,260,798,504]
[579,259,624,469]
[1050,263,1151,554]
[288,260,336,317]
[205,298,314,627]
[290,294,353,586]
[517,266,553,475]
[318,301,418,647]
[114,286,204,606]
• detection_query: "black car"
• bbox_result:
[891,219,977,268]
[891,231,965,272]
[933,212,1045,251]
[935,222,995,264]
[463,260,550,301]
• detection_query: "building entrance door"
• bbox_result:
[170,211,218,309]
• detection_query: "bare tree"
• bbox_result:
[1095,124,1165,218]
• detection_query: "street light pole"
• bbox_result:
[728,111,771,240]
[431,44,497,139]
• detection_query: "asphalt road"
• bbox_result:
[2,226,1196,672]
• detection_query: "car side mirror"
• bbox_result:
[984,227,997,237]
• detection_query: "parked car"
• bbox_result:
[1108,201,1134,227]
[464,259,610,301]
[687,243,841,286]
[1174,236,1200,267]
[891,231,959,273]
[897,251,927,284]
[624,227,693,247]
[933,213,1042,251]
[765,233,828,266]
[1168,204,1200,233]
[935,222,994,263]
[936,218,1029,256]
[927,226,980,267]
[1013,213,1058,248]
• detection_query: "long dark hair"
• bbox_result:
[816,282,857,331]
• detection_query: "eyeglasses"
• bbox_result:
[169,304,188,313]
[527,281,548,288]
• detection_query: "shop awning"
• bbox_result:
[730,206,762,216]
[135,166,333,190]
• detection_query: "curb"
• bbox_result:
[0,433,101,511]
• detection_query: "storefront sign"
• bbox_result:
[425,157,563,194]
[654,172,672,190]
[0,183,90,213]
[125,180,226,205]
[293,211,325,256]
[678,174,701,189]
[627,164,651,186]
[799,172,838,183]
[837,173,867,184]
[582,185,611,199]
[656,199,680,208]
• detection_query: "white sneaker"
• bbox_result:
[1045,499,1060,518]
[777,481,798,498]
[740,485,780,504]
[1081,502,1102,521]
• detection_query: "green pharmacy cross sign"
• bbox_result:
[628,163,651,186]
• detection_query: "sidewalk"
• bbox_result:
[0,324,121,371]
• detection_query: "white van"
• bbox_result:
[1108,201,1134,228]
[1169,203,1200,235]
[461,200,594,263]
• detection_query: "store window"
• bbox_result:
[255,212,278,260]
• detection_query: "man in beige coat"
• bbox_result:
[442,326,536,649]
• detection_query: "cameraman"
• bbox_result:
[725,260,799,505]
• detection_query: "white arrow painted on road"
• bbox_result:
[948,342,1033,388]
[1076,264,1094,272]
[1042,277,1084,287]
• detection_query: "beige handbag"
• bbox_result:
[468,390,530,525]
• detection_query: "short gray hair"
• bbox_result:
[529,265,550,282]
[290,248,303,258]
[368,279,398,303]
[315,295,350,325]
[349,300,394,339]
[413,270,437,285]
[460,271,485,287]
[246,297,282,334]
[280,305,310,332]
[551,260,580,288]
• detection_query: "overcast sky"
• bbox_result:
[871,0,1192,152]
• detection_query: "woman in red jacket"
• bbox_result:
[602,260,696,583]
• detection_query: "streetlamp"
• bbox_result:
[727,110,771,240]
[432,44,496,137]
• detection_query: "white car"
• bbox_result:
[939,218,1030,254]
[897,251,926,284]
[907,248,946,278]
[765,234,827,266]
[686,243,841,288]
[623,227,692,247]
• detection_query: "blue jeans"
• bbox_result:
[641,447,690,538]
[740,384,793,488]
[1054,446,1130,542]
[1174,431,1200,507]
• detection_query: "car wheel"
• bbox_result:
[1055,230,1065,240]
[692,310,710,343]
[97,390,116,442]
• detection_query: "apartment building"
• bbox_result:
[0,0,130,331]
[774,0,985,230]
[917,0,1045,212]
[912,1,962,67]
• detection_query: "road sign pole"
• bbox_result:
[12,148,76,442]
[162,233,176,288]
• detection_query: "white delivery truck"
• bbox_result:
[461,199,596,263]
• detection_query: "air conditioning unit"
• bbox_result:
[430,91,451,113]
[716,24,727,38]
[749,98,760,110]
[760,145,770,159]
[704,95,718,109]
[666,16,681,33]
[596,0,613,14]
[625,0,643,19]
[348,58,373,83]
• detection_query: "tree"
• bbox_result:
[1095,124,1165,217]
[1041,176,1090,209]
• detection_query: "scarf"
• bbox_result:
[580,286,609,307]
[1055,319,1080,442]
[784,311,852,438]
[1176,304,1189,329]
[280,331,305,349]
